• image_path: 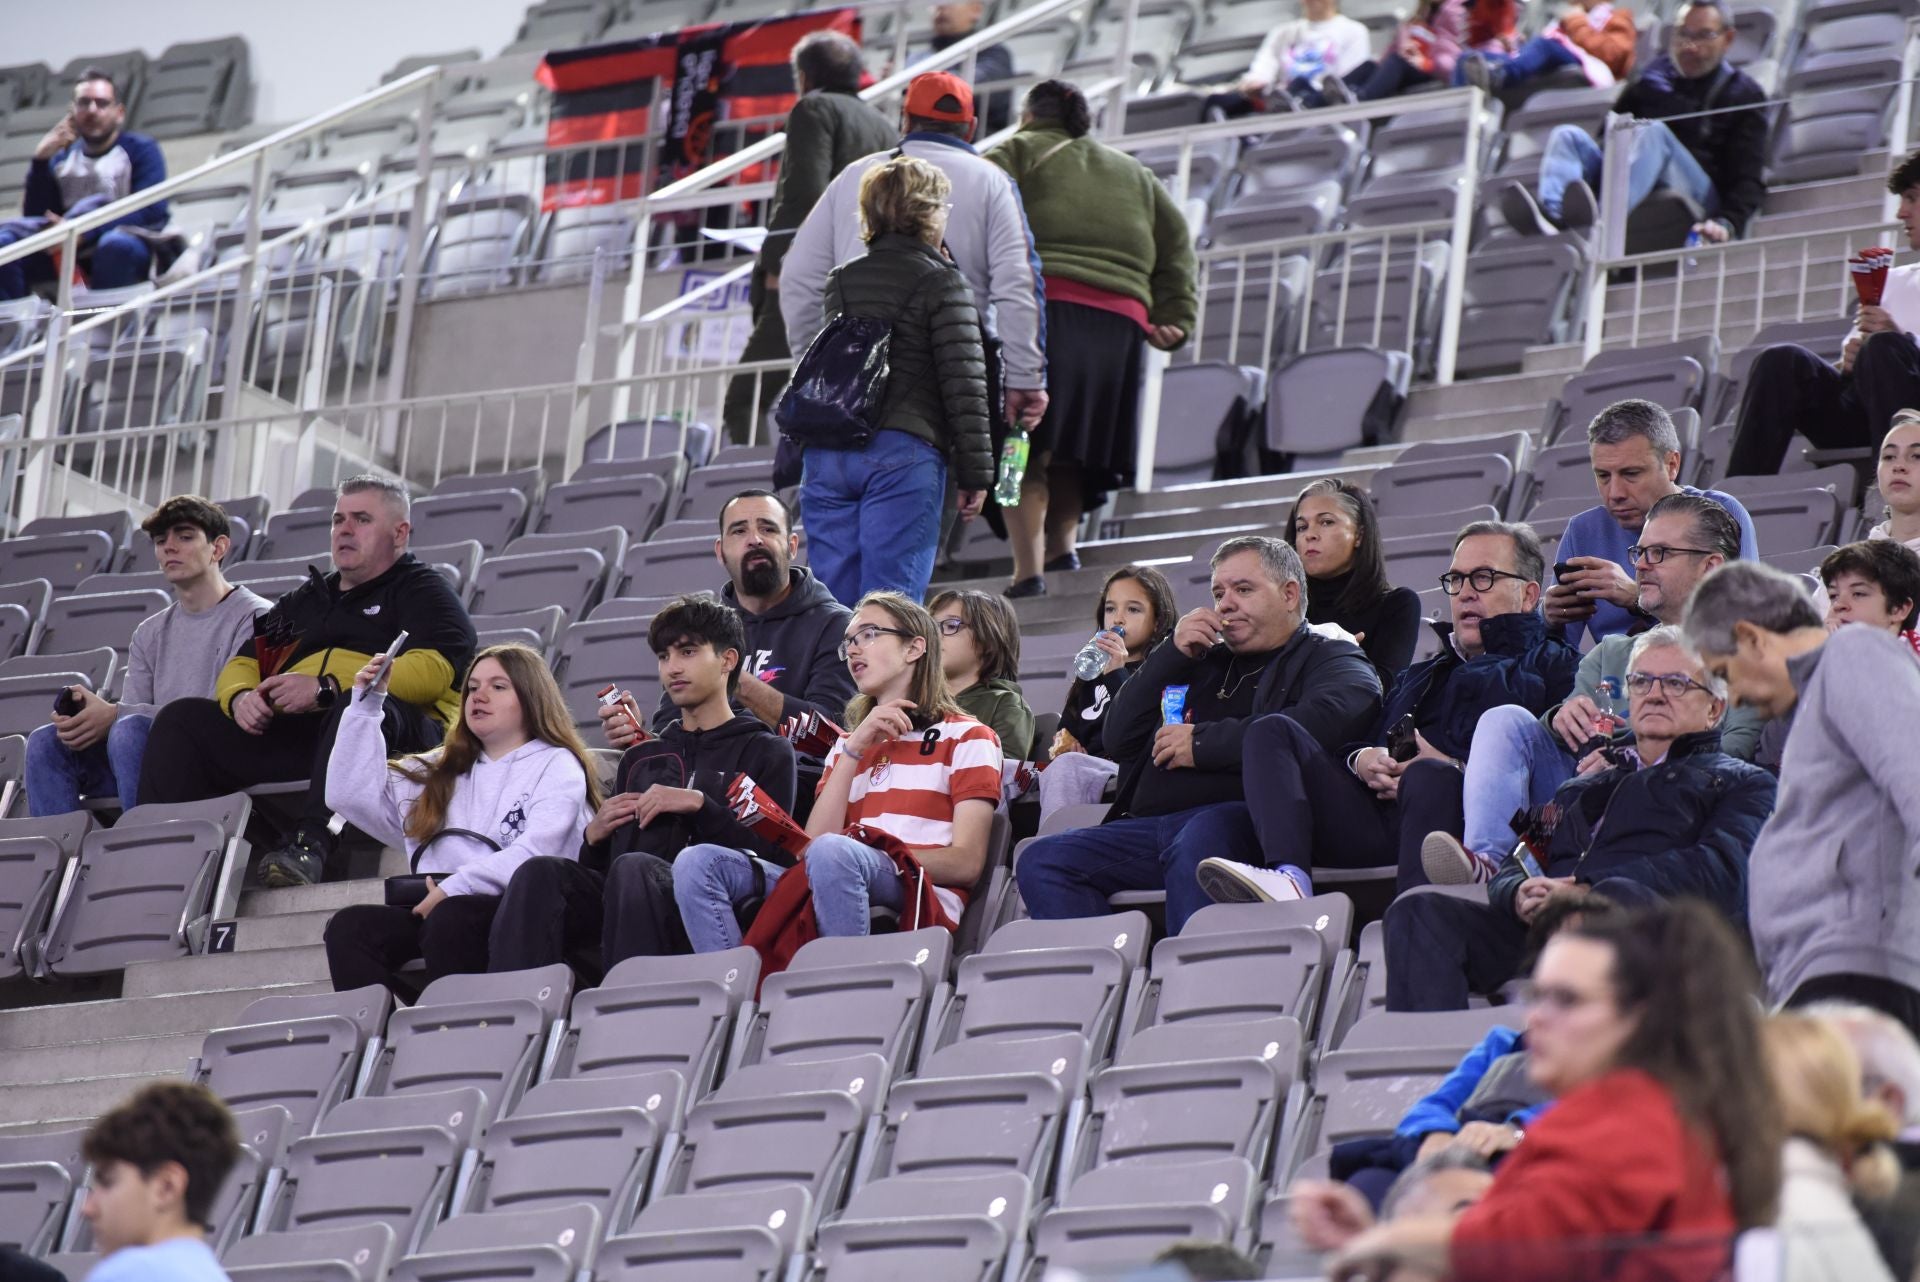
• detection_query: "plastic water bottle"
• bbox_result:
[1682,228,1702,273]
[1592,675,1629,737]
[993,428,1030,507]
[1072,625,1125,681]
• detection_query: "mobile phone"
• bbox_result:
[1386,711,1420,763]
[1553,561,1578,584]
[358,630,409,703]
[52,685,82,716]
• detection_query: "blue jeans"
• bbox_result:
[673,844,788,953]
[801,429,947,606]
[673,834,908,950]
[1537,119,1718,222]
[0,226,153,301]
[1460,704,1575,861]
[1015,802,1262,932]
[25,713,154,815]
[1451,34,1580,84]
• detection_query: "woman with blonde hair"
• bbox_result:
[1764,1013,1900,1281]
[795,154,993,606]
[321,643,601,997]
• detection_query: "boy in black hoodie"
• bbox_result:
[489,596,795,978]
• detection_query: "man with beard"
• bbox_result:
[602,489,856,750]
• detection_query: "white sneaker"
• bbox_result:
[1197,858,1308,904]
[1421,831,1496,886]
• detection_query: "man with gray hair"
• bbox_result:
[1198,520,1576,903]
[1384,623,1774,1010]
[1546,398,1757,650]
[1015,534,1380,931]
[141,474,477,888]
[1686,559,1920,1032]
[720,30,896,444]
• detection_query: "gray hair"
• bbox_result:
[1644,492,1742,561]
[337,473,410,520]
[1381,1149,1492,1221]
[1212,534,1307,610]
[1588,398,1683,459]
[1453,519,1546,585]
[1682,561,1825,657]
[792,31,864,93]
[1804,1002,1920,1130]
[1631,623,1727,700]
[1678,0,1733,27]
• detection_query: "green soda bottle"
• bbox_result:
[994,428,1030,507]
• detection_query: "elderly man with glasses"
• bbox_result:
[1422,490,1766,887]
[1383,623,1775,1012]
[1196,520,1576,905]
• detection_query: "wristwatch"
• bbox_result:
[314,673,341,711]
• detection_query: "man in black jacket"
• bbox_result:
[1015,535,1381,931]
[1198,521,1576,903]
[721,32,897,443]
[1501,0,1767,243]
[1383,625,1776,1011]
[491,596,797,978]
[140,476,476,887]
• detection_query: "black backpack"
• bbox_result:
[773,312,894,449]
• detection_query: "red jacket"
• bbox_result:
[1451,1068,1738,1282]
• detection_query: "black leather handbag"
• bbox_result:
[385,828,502,908]
[773,312,894,450]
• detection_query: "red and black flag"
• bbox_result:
[537,7,863,210]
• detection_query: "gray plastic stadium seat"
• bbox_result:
[1133,920,1328,1042]
[1266,348,1407,466]
[593,1185,810,1282]
[1208,181,1343,248]
[580,417,716,471]
[1153,362,1265,488]
[0,577,51,636]
[553,947,761,1097]
[75,570,173,598]
[1380,530,1465,596]
[1719,464,1860,506]
[468,550,606,618]
[553,616,655,736]
[224,1222,396,1282]
[1545,356,1704,444]
[1048,1154,1258,1255]
[0,647,116,693]
[464,1074,680,1230]
[429,466,543,501]
[1195,257,1311,366]
[816,1172,1032,1281]
[0,532,117,594]
[1455,240,1583,378]
[194,985,394,1136]
[739,928,951,1076]
[33,589,170,658]
[533,201,639,284]
[1729,487,1844,552]
[1370,454,1514,520]
[387,1205,598,1282]
[1292,1044,1469,1174]
[0,735,28,817]
[365,964,573,1123]
[426,192,538,298]
[0,1160,75,1254]
[40,792,250,975]
[0,671,94,739]
[20,512,132,547]
[270,1089,483,1252]
[255,508,334,562]
[139,38,250,138]
[1031,1192,1236,1274]
[617,536,722,601]
[1770,56,1902,183]
[408,490,529,555]
[502,527,628,591]
[201,1104,294,1255]
[935,912,1152,1059]
[1338,1007,1525,1053]
[870,1031,1089,1187]
[675,462,775,523]
[0,605,29,662]
[1234,130,1363,201]
[533,473,669,540]
[0,816,95,974]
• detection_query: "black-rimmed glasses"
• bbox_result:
[1627,544,1715,566]
[1624,672,1714,699]
[1438,568,1532,595]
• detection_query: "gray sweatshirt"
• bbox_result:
[1749,624,1920,1003]
[117,583,271,720]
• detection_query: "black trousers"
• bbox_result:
[487,851,690,980]
[721,276,791,444]
[137,694,444,835]
[1726,332,1920,476]
[1785,973,1920,1042]
[1243,714,1465,887]
[324,895,500,999]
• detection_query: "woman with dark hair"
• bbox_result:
[1041,564,1177,817]
[928,588,1036,758]
[1330,899,1782,1281]
[990,80,1198,599]
[1286,477,1422,681]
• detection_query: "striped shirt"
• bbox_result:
[819,713,1004,857]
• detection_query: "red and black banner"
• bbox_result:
[537,7,863,210]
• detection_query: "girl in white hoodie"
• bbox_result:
[322,643,600,998]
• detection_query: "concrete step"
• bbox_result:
[1111,463,1377,516]
[0,983,331,1051]
[240,876,387,920]
[0,1032,204,1089]
[0,1072,182,1129]
[234,909,338,953]
[1518,342,1588,375]
[1749,202,1886,239]
[122,945,331,1000]
[1406,368,1567,421]
[1761,173,1891,215]
[1404,404,1550,442]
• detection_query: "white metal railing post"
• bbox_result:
[382,71,443,407]
[18,310,67,523]
[570,248,611,476]
[1107,0,1142,136]
[1433,88,1485,386]
[1888,26,1920,223]
[1581,111,1637,362]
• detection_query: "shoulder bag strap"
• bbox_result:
[411,826,503,873]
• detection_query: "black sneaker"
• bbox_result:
[258,832,329,889]
[1560,179,1599,231]
[1004,575,1048,599]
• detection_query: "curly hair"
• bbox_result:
[83,1082,240,1228]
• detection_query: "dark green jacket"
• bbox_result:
[760,88,897,278]
[956,675,1036,761]
[822,233,994,490]
[988,123,1198,336]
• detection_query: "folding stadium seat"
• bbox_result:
[1369,454,1515,520]
[0,813,93,980]
[1232,130,1365,207]
[507,0,616,52]
[138,38,251,139]
[461,1073,682,1229]
[1308,258,1443,366]
[408,489,530,555]
[734,928,952,1078]
[1769,55,1904,183]
[580,416,716,470]
[1454,239,1584,378]
[1380,530,1462,596]
[1263,347,1409,468]
[1494,85,1615,182]
[502,526,628,592]
[20,511,132,547]
[676,461,776,522]
[0,531,118,594]
[31,589,169,662]
[195,1104,298,1255]
[815,1171,1035,1282]
[1337,1006,1525,1053]
[532,202,641,285]
[1728,487,1845,552]
[471,605,569,657]
[254,507,335,562]
[1544,355,1705,443]
[364,964,573,1123]
[223,1223,397,1282]
[593,1185,811,1282]
[1194,260,1311,366]
[0,736,27,817]
[192,985,394,1137]
[1069,0,1198,83]
[467,549,608,618]
[1172,34,1266,85]
[430,465,544,501]
[1360,110,1484,193]
[0,63,51,111]
[932,911,1152,1061]
[1129,919,1329,1043]
[552,616,656,735]
[1207,180,1343,250]
[551,947,759,1098]
[1286,1041,1472,1178]
[267,156,373,221]
[1719,464,1860,507]
[0,1124,89,1254]
[385,1205,598,1282]
[267,1087,485,1253]
[0,603,33,663]
[533,473,670,540]
[405,540,486,596]
[0,667,108,741]
[1034,1155,1260,1271]
[0,647,116,693]
[39,792,250,976]
[617,536,725,600]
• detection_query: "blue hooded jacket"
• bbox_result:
[1355,612,1578,763]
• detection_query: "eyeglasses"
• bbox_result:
[935,617,971,637]
[1627,544,1715,566]
[1438,568,1531,595]
[1671,25,1727,43]
[1625,672,1714,699]
[1520,981,1605,1013]
[73,96,115,109]
[838,624,912,660]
